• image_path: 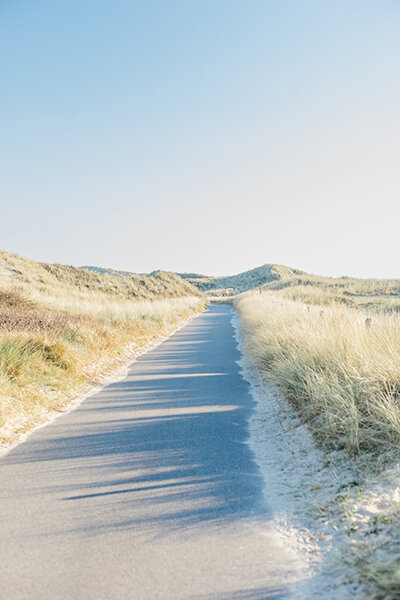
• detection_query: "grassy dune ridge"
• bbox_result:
[235,291,400,456]
[0,250,201,302]
[0,252,206,446]
[184,261,400,312]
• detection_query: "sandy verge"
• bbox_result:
[232,313,368,599]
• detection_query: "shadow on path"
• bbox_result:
[2,306,269,536]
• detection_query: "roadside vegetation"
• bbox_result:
[268,274,400,313]
[236,292,400,456]
[0,252,206,446]
[235,290,400,599]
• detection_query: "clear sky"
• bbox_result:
[1,0,399,278]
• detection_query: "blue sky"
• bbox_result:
[1,1,399,277]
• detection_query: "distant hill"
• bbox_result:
[174,264,400,310]
[176,264,305,296]
[82,263,305,297]
[81,265,137,278]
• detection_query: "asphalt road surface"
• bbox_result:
[0,305,303,600]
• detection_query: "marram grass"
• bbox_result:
[235,290,400,599]
[235,292,400,457]
[0,287,206,445]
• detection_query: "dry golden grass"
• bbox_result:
[0,292,206,445]
[235,290,400,597]
[235,291,400,457]
[0,252,206,446]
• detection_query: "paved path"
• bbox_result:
[0,305,302,599]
